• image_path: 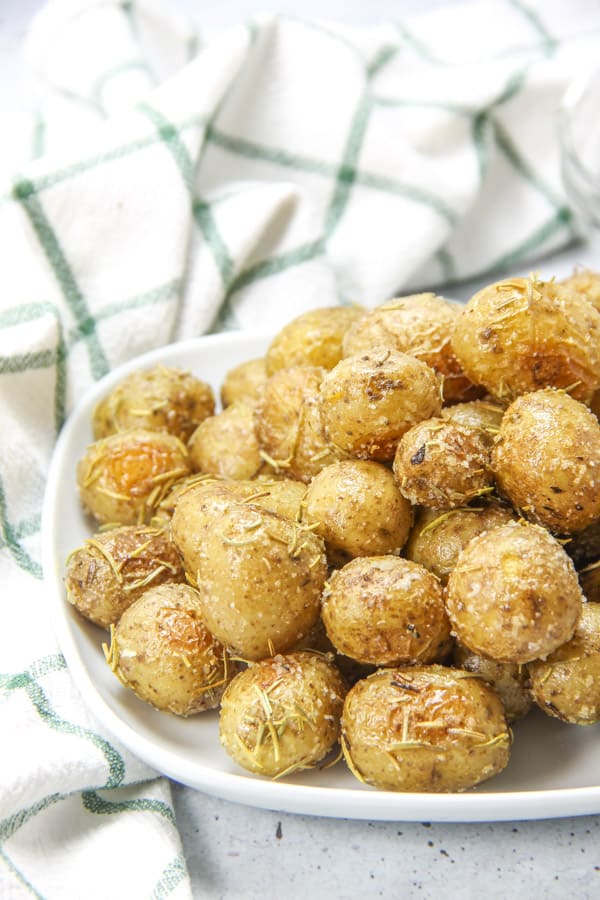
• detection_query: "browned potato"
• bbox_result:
[404,501,516,585]
[255,365,344,482]
[492,389,600,534]
[301,460,412,564]
[171,484,327,660]
[220,357,267,408]
[528,602,600,724]
[440,399,505,443]
[93,365,215,442]
[219,652,346,777]
[560,268,600,314]
[266,306,364,375]
[319,349,442,461]
[188,400,262,480]
[65,525,184,628]
[321,556,452,667]
[446,521,583,663]
[106,583,235,716]
[451,276,600,403]
[342,293,481,404]
[341,666,511,792]
[392,418,493,509]
[453,643,532,723]
[77,429,191,525]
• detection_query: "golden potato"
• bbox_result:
[528,602,600,724]
[451,276,600,403]
[559,268,600,315]
[188,400,262,480]
[342,293,480,404]
[249,477,307,521]
[220,357,268,408]
[65,525,184,629]
[453,643,532,723]
[93,365,215,442]
[404,501,516,585]
[392,418,493,509]
[446,521,583,663]
[77,429,191,525]
[266,306,364,375]
[440,399,505,443]
[321,556,452,667]
[341,665,511,792]
[319,349,442,461]
[107,583,235,715]
[492,389,600,534]
[301,460,412,563]
[219,652,346,778]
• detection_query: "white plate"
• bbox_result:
[42,331,600,822]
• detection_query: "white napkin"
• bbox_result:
[1,0,600,895]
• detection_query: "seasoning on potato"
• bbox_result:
[446,521,584,663]
[219,651,346,778]
[188,400,262,480]
[220,357,268,408]
[560,268,600,315]
[340,665,511,792]
[452,643,532,723]
[440,398,505,443]
[266,306,364,375]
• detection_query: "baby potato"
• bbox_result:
[446,521,583,663]
[321,556,452,667]
[559,268,600,315]
[393,417,494,509]
[93,365,215,442]
[171,485,327,660]
[266,306,364,375]
[492,389,600,534]
[342,293,480,404]
[341,665,511,792]
[453,643,532,723]
[451,275,600,403]
[319,349,442,461]
[528,602,600,725]
[404,501,516,585]
[441,399,505,443]
[188,400,262,480]
[65,525,184,629]
[220,357,268,408]
[107,583,235,716]
[255,365,344,482]
[219,651,346,778]
[77,429,191,525]
[301,460,412,564]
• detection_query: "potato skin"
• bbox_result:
[110,584,235,716]
[319,350,442,461]
[77,429,191,525]
[453,643,532,723]
[322,556,452,666]
[528,602,600,725]
[441,399,505,442]
[560,268,600,315]
[491,389,600,534]
[219,652,346,777]
[93,365,215,442]
[451,276,600,403]
[393,418,493,509]
[341,666,511,792]
[302,460,412,563]
[188,400,262,480]
[446,521,583,663]
[65,525,185,628]
[220,357,267,408]
[266,306,364,375]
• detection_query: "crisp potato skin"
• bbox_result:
[220,357,267,408]
[491,389,600,534]
[319,349,442,461]
[111,584,235,716]
[302,460,412,563]
[453,643,532,723]
[188,400,262,480]
[341,665,511,792]
[219,652,346,777]
[528,602,600,725]
[65,525,184,628]
[93,365,215,442]
[266,306,364,375]
[451,276,600,403]
[322,556,452,666]
[446,521,583,663]
[77,429,191,525]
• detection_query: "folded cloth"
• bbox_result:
[1,0,599,895]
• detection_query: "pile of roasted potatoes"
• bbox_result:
[66,271,600,792]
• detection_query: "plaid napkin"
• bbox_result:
[2,0,600,895]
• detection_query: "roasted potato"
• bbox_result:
[560,268,600,314]
[266,306,363,374]
[453,643,532,723]
[440,398,505,443]
[220,357,268,408]
[188,400,262,480]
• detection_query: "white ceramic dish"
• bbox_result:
[42,331,600,822]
